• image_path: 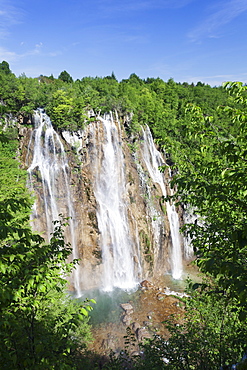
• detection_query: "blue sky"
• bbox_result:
[0,0,247,85]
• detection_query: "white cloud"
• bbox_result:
[188,0,247,42]
[33,43,43,54]
[0,46,19,62]
[0,0,24,39]
[122,33,148,44]
[48,51,62,57]
[184,72,247,86]
[147,61,172,77]
[0,43,61,64]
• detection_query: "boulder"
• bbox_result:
[136,327,152,342]
[120,303,134,315]
[101,333,116,350]
[132,321,141,333]
[122,314,131,326]
[140,280,154,290]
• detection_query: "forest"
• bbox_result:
[0,60,247,369]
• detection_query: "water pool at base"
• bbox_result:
[78,263,201,326]
[78,287,141,325]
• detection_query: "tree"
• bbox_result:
[46,88,87,130]
[0,217,94,369]
[0,60,12,75]
[58,70,73,83]
[165,82,247,317]
[104,281,247,370]
[0,128,94,369]
[142,284,247,370]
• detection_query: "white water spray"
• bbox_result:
[90,114,139,291]
[141,126,183,280]
[26,109,81,296]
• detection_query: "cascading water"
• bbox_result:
[133,151,166,276]
[90,114,140,291]
[140,126,183,280]
[24,108,187,294]
[26,109,81,296]
[182,203,201,261]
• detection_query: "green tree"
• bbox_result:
[0,217,94,369]
[0,60,12,74]
[0,127,94,369]
[135,283,246,370]
[58,70,73,83]
[46,88,87,131]
[0,71,20,112]
[104,282,247,370]
[164,82,247,316]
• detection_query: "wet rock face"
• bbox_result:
[18,114,188,292]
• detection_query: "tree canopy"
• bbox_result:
[58,70,73,83]
[0,60,11,74]
[161,82,247,317]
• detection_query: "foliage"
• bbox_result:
[141,283,247,370]
[58,70,73,83]
[0,60,231,134]
[103,282,247,370]
[0,121,33,234]
[46,88,87,131]
[161,82,247,318]
[0,217,94,369]
[0,127,94,369]
[0,60,12,74]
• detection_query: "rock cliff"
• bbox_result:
[18,110,190,293]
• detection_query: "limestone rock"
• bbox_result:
[132,322,141,333]
[136,327,152,342]
[122,314,131,326]
[101,333,117,351]
[120,303,134,315]
[18,113,186,292]
[140,280,154,290]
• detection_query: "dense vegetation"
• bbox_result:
[0,89,94,368]
[0,61,231,133]
[1,60,247,369]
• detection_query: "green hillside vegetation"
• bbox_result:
[1,60,247,369]
[0,61,231,133]
[0,95,94,368]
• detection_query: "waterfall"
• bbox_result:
[26,109,81,296]
[133,151,166,275]
[140,126,183,280]
[90,114,140,291]
[24,109,186,293]
[182,204,200,261]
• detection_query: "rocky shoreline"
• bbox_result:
[88,280,186,357]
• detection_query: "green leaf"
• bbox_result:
[80,308,88,316]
